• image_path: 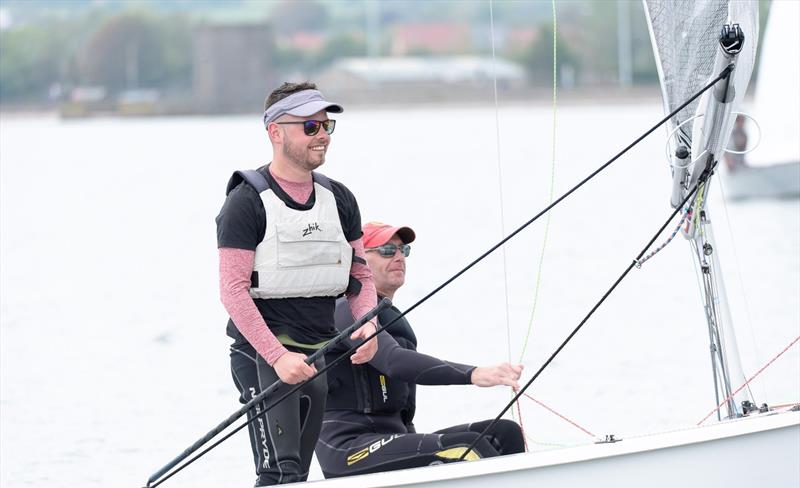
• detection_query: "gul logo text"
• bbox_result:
[379,375,388,403]
[346,434,402,466]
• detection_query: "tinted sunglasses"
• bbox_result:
[366,244,411,258]
[275,119,336,136]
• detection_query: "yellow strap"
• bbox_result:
[434,447,481,462]
[275,334,331,350]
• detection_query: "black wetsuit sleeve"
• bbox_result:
[216,182,266,250]
[332,299,475,385]
[371,333,475,385]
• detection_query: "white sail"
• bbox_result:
[644,0,758,207]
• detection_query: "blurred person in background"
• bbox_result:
[316,221,526,478]
[724,114,748,171]
[216,81,378,486]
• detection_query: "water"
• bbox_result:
[1,103,798,488]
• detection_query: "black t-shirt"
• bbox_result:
[216,165,363,346]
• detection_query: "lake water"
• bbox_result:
[1,101,798,488]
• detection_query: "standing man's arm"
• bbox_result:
[345,238,378,364]
[219,248,288,365]
[217,183,315,384]
[331,180,378,364]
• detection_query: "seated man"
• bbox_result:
[315,221,525,478]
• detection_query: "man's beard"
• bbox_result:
[283,137,325,171]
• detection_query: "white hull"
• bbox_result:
[724,161,800,200]
[303,410,800,487]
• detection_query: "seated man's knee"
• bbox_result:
[439,432,499,460]
[490,419,525,455]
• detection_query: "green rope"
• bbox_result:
[518,0,558,363]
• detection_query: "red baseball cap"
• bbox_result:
[362,221,416,248]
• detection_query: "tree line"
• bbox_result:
[0,2,663,107]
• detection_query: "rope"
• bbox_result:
[768,403,800,410]
[635,206,690,268]
[512,388,529,451]
[510,1,588,447]
[687,179,757,405]
[487,0,513,370]
[457,160,719,462]
[697,335,800,426]
[524,435,584,449]
[518,0,558,363]
[487,0,521,431]
[521,392,596,438]
[714,173,763,402]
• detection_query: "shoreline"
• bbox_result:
[0,84,665,119]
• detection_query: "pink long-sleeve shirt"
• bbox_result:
[219,172,376,365]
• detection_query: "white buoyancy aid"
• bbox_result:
[250,180,352,299]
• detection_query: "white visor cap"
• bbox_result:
[263,89,343,128]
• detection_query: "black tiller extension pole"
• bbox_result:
[150,311,412,488]
[457,162,718,461]
[145,298,391,487]
[151,301,422,488]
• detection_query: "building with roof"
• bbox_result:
[192,23,276,113]
[390,23,471,56]
[316,56,526,100]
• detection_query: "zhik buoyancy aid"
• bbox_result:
[226,168,353,299]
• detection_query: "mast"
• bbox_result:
[686,180,750,419]
[690,25,757,419]
[683,20,754,420]
[644,0,760,419]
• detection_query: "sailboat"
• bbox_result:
[145,1,799,486]
[721,0,800,200]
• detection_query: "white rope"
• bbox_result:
[487,0,513,365]
[664,111,762,164]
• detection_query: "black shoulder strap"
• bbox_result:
[311,171,333,191]
[379,307,417,349]
[225,169,269,196]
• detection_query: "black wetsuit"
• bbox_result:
[315,298,525,478]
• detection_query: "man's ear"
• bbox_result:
[267,123,282,144]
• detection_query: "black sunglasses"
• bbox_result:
[366,244,411,258]
[275,119,336,136]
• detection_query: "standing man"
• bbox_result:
[216,82,379,486]
[316,222,526,478]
